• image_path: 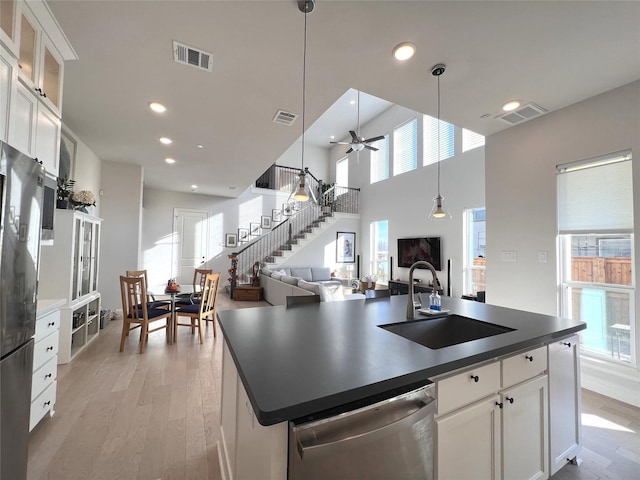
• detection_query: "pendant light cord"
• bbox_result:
[301,8,307,171]
[436,73,441,196]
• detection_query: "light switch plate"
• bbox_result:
[538,251,548,263]
[501,251,517,262]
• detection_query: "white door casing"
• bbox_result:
[172,208,209,286]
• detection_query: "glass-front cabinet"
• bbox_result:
[39,210,102,363]
[0,0,19,55]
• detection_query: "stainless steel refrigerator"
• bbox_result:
[0,140,44,479]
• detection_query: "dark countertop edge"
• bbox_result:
[220,321,585,426]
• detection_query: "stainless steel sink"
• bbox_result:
[379,314,515,349]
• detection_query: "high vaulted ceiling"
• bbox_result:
[48,0,640,197]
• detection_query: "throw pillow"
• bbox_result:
[281,275,299,285]
[319,283,345,302]
[290,267,313,282]
[297,279,322,295]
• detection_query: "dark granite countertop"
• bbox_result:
[217,296,585,426]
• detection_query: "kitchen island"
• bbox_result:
[217,295,586,480]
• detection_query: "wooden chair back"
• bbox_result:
[119,275,170,353]
[194,268,213,293]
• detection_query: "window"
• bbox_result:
[370,135,389,184]
[393,118,417,175]
[463,208,486,295]
[557,150,635,365]
[336,156,348,187]
[370,220,389,282]
[462,128,485,152]
[423,115,454,166]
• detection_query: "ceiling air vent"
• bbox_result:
[272,109,298,126]
[497,102,548,125]
[173,40,213,72]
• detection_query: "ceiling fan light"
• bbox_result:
[352,143,365,152]
[393,42,416,61]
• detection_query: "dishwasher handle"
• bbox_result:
[294,396,435,460]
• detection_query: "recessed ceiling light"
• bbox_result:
[149,102,166,113]
[165,158,175,164]
[392,42,416,61]
[349,100,356,105]
[191,184,198,190]
[330,135,335,139]
[196,144,204,149]
[502,100,521,112]
[159,137,172,145]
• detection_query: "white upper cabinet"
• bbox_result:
[0,42,18,142]
[17,3,64,116]
[0,0,20,56]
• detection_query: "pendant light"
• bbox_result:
[428,63,451,220]
[290,0,316,204]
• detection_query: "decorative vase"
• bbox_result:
[56,199,69,210]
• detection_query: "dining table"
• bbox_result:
[150,285,193,344]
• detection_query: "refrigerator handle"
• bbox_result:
[294,396,435,460]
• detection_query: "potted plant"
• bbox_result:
[56,176,75,209]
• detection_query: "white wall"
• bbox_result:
[328,104,485,295]
[277,140,330,182]
[98,161,143,310]
[485,80,640,406]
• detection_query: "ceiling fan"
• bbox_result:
[330,90,385,153]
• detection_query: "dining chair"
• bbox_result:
[174,273,221,342]
[119,275,171,353]
[126,269,171,309]
[176,267,213,306]
[286,295,321,307]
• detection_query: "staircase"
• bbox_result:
[230,167,359,294]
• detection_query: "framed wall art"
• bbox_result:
[250,223,261,236]
[261,216,271,229]
[336,231,356,263]
[225,233,238,248]
[238,228,249,243]
[272,209,282,222]
[282,203,293,216]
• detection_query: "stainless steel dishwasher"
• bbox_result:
[288,383,435,480]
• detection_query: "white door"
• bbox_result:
[173,208,208,286]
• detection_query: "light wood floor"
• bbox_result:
[28,294,640,480]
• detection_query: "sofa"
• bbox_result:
[260,266,365,306]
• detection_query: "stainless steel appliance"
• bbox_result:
[289,383,435,480]
[0,140,44,480]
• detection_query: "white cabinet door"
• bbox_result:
[436,394,501,480]
[34,100,60,176]
[548,336,581,475]
[235,380,288,480]
[220,344,239,479]
[8,80,37,155]
[0,43,18,142]
[501,375,549,480]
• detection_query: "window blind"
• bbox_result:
[557,150,633,234]
[370,135,389,184]
[393,118,417,175]
[462,128,485,152]
[423,115,454,166]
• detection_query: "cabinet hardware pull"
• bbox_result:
[46,346,54,351]
[45,373,52,379]
[44,401,51,406]
[506,396,514,404]
[48,322,55,327]
[562,342,572,347]
[525,355,533,362]
[470,375,479,383]
[496,402,503,409]
[35,87,42,93]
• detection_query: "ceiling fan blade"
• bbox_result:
[330,141,351,145]
[364,135,385,143]
[364,145,379,152]
[349,131,359,143]
[346,147,354,154]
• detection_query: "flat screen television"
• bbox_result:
[397,237,442,270]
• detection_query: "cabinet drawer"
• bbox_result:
[33,329,59,370]
[436,361,501,415]
[29,380,56,432]
[32,356,57,401]
[502,346,547,388]
[35,309,60,342]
